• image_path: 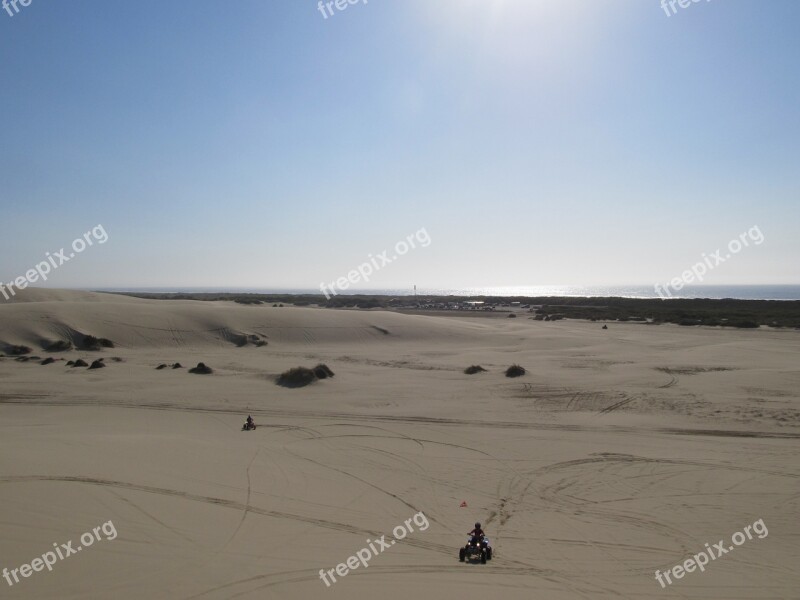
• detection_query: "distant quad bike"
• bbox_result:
[242,421,257,431]
[459,535,492,564]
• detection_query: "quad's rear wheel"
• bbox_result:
[480,550,487,564]
[459,548,465,562]
[487,548,492,560]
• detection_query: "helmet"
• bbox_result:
[475,522,481,528]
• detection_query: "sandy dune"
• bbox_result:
[1,290,798,599]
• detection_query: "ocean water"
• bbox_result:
[97,285,800,300]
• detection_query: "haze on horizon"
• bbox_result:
[1,0,798,291]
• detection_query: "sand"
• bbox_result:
[1,289,798,599]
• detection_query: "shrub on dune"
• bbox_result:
[80,335,115,351]
[277,366,316,388]
[505,364,526,378]
[71,359,89,368]
[40,357,56,365]
[189,362,213,374]
[464,365,487,374]
[247,334,265,345]
[313,364,335,379]
[729,319,759,328]
[43,340,72,352]
[229,333,248,347]
[88,359,105,370]
[7,345,32,356]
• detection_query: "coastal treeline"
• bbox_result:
[112,293,800,329]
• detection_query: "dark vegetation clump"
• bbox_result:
[88,359,106,370]
[80,335,114,350]
[109,292,800,329]
[43,339,72,352]
[7,345,32,356]
[313,364,335,379]
[171,362,183,369]
[505,364,526,378]
[247,334,260,343]
[277,366,316,388]
[533,298,796,328]
[235,298,263,305]
[189,362,213,374]
[40,357,56,365]
[728,319,759,328]
[464,365,487,375]
[225,331,265,347]
[71,359,89,368]
[507,313,517,318]
[156,364,168,370]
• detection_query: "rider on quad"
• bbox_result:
[459,522,492,563]
[246,415,254,427]
[468,522,486,546]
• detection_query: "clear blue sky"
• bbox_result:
[1,0,798,290]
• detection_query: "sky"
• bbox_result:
[0,0,798,292]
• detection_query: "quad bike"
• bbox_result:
[242,421,257,431]
[459,535,492,564]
